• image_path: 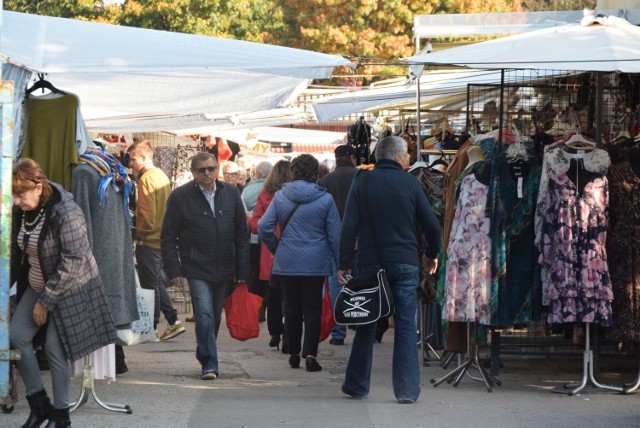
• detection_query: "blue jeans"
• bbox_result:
[188,278,233,374]
[342,263,420,401]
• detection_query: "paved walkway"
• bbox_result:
[3,317,639,427]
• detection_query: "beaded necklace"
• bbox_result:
[21,207,45,236]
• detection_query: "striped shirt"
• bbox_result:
[17,214,47,294]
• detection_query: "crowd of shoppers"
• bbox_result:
[9,138,441,427]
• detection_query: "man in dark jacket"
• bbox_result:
[161,152,250,381]
[318,144,358,345]
[338,135,440,404]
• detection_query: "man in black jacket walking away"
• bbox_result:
[161,152,250,381]
[319,144,358,345]
[338,136,441,404]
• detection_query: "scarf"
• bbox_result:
[79,148,133,226]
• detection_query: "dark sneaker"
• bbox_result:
[341,384,366,400]
[305,356,322,372]
[329,337,344,345]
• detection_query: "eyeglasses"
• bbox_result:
[196,166,217,174]
[223,172,238,177]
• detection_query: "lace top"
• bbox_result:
[534,146,610,247]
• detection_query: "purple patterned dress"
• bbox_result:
[539,172,613,325]
[444,174,493,324]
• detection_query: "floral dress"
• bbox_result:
[535,147,610,247]
[539,172,614,325]
[444,174,493,324]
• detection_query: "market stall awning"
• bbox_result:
[404,15,640,73]
[310,69,573,122]
[2,11,354,130]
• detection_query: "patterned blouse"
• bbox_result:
[535,147,610,248]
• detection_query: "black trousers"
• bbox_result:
[276,275,324,358]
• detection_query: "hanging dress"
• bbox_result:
[605,161,640,342]
[539,171,614,325]
[486,150,542,325]
[444,173,492,324]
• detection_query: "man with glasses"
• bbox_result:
[127,140,185,342]
[161,152,250,380]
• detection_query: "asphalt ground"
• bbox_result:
[2,316,639,428]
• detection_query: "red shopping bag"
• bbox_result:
[224,283,263,341]
[319,280,335,342]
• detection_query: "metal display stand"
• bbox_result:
[418,301,442,367]
[430,323,501,392]
[553,323,623,396]
[623,351,640,394]
[70,356,132,414]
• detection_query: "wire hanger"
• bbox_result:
[564,125,595,151]
[427,151,449,169]
[26,73,65,96]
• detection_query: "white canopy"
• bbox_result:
[214,126,345,146]
[2,11,353,130]
[405,15,640,73]
[310,69,571,122]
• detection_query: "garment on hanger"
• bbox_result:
[71,163,138,327]
[21,94,80,190]
[444,169,492,325]
[485,147,542,325]
[172,145,198,187]
[534,146,610,249]
[154,146,178,179]
[19,90,95,157]
[539,169,613,325]
[410,164,445,225]
[606,160,640,343]
[437,137,476,353]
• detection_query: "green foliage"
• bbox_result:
[4,0,102,20]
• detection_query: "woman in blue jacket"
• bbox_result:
[259,154,341,372]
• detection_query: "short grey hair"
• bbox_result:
[375,136,407,161]
[254,161,273,179]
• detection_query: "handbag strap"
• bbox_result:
[362,172,382,264]
[279,203,300,236]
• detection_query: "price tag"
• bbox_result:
[517,177,524,199]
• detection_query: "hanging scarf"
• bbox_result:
[79,148,133,226]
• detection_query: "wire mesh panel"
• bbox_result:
[464,70,639,358]
[465,70,639,144]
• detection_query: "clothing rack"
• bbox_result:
[430,323,501,393]
[420,149,458,156]
[69,356,132,414]
[553,323,623,396]
[419,300,442,367]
